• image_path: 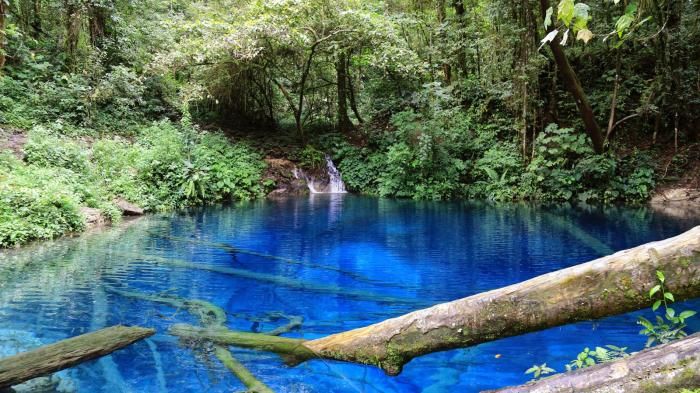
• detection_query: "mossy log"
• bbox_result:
[170,324,316,363]
[165,227,700,376]
[0,325,154,389]
[486,332,700,393]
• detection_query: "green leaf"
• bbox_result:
[679,310,697,320]
[649,285,661,298]
[652,299,662,311]
[664,292,674,302]
[656,270,665,283]
[544,7,554,29]
[666,308,676,319]
[557,0,575,27]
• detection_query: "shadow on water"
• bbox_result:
[0,196,699,392]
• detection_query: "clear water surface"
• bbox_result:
[1,195,699,392]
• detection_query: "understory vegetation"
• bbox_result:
[0,0,699,246]
[0,121,266,247]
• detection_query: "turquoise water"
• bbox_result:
[1,195,699,392]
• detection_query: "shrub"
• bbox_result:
[23,126,90,172]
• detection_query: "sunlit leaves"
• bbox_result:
[557,0,575,27]
[576,28,593,43]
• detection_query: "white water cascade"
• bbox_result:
[293,155,347,194]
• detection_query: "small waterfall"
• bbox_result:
[293,154,347,194]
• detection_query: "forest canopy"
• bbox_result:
[0,0,698,219]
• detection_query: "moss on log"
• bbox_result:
[169,324,316,364]
[485,332,700,393]
[0,325,154,389]
[214,346,274,393]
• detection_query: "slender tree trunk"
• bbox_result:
[65,0,81,67]
[606,53,621,143]
[453,0,468,77]
[31,0,41,36]
[346,52,364,124]
[487,332,700,393]
[0,0,7,70]
[539,0,605,154]
[437,0,452,84]
[170,226,700,376]
[336,51,353,133]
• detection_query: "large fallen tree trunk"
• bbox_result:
[0,325,154,388]
[171,226,700,376]
[486,332,700,393]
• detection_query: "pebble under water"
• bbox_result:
[1,195,699,392]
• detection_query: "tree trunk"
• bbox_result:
[539,0,605,154]
[346,53,364,124]
[88,1,108,48]
[64,0,81,67]
[336,51,353,133]
[486,332,700,393]
[0,0,7,70]
[452,0,468,77]
[170,227,700,376]
[31,0,41,37]
[0,325,155,388]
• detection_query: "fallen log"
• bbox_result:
[0,325,154,389]
[168,226,700,376]
[485,332,700,393]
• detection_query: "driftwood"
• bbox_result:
[167,226,700,376]
[486,332,700,393]
[0,325,154,389]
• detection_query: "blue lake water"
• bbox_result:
[1,195,699,392]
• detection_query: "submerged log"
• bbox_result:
[168,227,700,376]
[115,252,423,306]
[151,235,418,290]
[106,286,274,393]
[486,332,700,393]
[0,325,154,389]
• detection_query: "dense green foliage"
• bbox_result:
[0,0,698,245]
[0,122,266,247]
